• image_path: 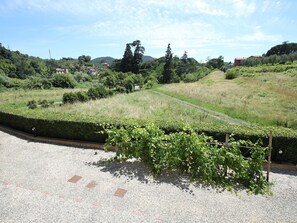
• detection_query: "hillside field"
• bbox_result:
[1,64,297,131]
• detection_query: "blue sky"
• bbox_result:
[0,0,296,62]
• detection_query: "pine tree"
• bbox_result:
[120,44,133,72]
[161,43,174,83]
[131,40,145,74]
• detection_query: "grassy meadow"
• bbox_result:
[1,63,297,130]
[0,88,229,126]
[156,68,297,129]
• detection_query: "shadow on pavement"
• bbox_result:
[86,159,240,195]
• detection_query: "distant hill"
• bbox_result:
[92,55,155,65]
[92,56,116,65]
[142,55,155,63]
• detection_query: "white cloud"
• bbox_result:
[239,27,282,41]
[232,0,256,16]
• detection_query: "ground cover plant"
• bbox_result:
[105,123,271,195]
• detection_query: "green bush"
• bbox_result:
[105,124,270,194]
[0,111,105,142]
[76,91,89,102]
[87,85,109,100]
[52,73,77,88]
[226,69,241,79]
[0,74,12,88]
[27,100,37,109]
[39,100,50,108]
[25,77,52,89]
[73,72,92,83]
[115,85,127,93]
[183,73,197,83]
[63,92,79,104]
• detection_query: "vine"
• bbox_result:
[105,123,271,194]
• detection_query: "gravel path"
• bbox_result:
[0,130,297,223]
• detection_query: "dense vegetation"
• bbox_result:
[240,42,297,67]
[105,124,271,194]
[0,41,213,92]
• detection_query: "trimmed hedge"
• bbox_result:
[0,111,106,142]
[0,110,296,164]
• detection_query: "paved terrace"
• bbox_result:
[0,130,297,223]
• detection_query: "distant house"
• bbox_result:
[234,56,263,66]
[52,67,69,74]
[234,58,246,66]
[101,62,109,67]
[87,68,97,75]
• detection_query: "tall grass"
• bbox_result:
[46,90,226,126]
[157,70,297,129]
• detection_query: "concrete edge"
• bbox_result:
[0,124,116,151]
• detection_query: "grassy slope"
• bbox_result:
[0,87,229,126]
[155,69,297,129]
[1,63,296,131]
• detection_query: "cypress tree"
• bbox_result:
[161,43,174,83]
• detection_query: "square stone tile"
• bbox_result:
[114,188,127,198]
[86,180,97,189]
[68,175,82,183]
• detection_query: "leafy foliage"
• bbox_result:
[206,56,224,70]
[62,92,79,104]
[27,100,37,109]
[63,85,110,104]
[266,42,297,56]
[119,40,145,74]
[25,76,52,89]
[160,43,175,83]
[105,124,271,194]
[52,73,77,88]
[87,85,110,100]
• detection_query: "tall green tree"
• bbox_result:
[120,44,133,72]
[131,40,145,74]
[119,40,145,74]
[266,42,297,56]
[161,43,174,83]
[206,56,224,70]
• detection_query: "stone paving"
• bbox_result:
[1,129,297,223]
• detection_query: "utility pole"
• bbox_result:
[49,49,52,59]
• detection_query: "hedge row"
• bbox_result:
[0,110,296,164]
[63,85,112,104]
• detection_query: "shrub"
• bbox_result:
[76,91,89,102]
[105,124,270,194]
[63,92,79,104]
[226,68,241,79]
[144,80,154,89]
[27,100,37,109]
[39,99,50,108]
[87,85,109,100]
[183,73,197,83]
[73,72,92,83]
[115,85,127,93]
[52,73,77,88]
[25,77,52,89]
[0,74,12,88]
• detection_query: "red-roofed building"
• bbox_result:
[234,58,246,66]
